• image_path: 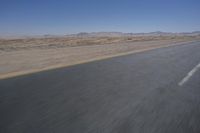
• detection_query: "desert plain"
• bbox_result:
[0,35,200,79]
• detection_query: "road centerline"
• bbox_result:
[179,62,200,86]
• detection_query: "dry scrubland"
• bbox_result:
[0,35,200,79]
[1,36,199,50]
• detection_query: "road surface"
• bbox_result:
[0,41,200,133]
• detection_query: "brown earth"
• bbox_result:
[0,36,200,79]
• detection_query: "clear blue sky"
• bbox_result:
[0,0,200,35]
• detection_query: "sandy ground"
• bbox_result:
[0,36,200,79]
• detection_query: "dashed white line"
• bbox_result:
[178,62,200,86]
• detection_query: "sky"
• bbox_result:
[0,0,200,36]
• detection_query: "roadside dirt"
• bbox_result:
[0,36,199,79]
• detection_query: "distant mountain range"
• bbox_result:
[1,31,200,39]
[66,31,200,37]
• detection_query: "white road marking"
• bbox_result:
[179,62,200,86]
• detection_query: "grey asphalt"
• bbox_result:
[0,41,200,133]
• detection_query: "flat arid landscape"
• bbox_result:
[1,33,200,79]
[1,0,200,132]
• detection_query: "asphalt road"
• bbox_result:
[0,41,200,133]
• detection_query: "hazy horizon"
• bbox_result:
[1,0,200,36]
[1,30,200,37]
